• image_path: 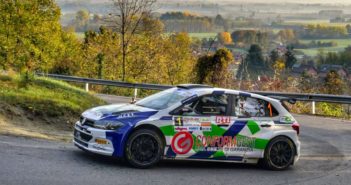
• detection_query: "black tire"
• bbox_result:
[124,129,164,168]
[261,136,295,171]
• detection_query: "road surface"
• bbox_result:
[0,95,350,185]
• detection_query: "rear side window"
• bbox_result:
[234,96,279,117]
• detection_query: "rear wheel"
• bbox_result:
[125,129,163,168]
[261,136,295,170]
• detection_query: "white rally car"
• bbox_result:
[74,84,300,170]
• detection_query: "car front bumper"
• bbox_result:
[73,122,114,156]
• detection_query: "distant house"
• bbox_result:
[292,63,318,76]
[318,64,348,79]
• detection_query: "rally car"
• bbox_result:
[74,84,300,170]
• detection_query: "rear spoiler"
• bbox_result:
[267,96,297,105]
[267,96,297,112]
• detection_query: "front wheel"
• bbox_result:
[124,129,164,168]
[261,136,295,170]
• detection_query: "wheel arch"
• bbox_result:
[131,124,167,148]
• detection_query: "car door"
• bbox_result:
[167,92,250,160]
[234,94,278,159]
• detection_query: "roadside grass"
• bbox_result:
[0,74,104,117]
[296,38,351,56]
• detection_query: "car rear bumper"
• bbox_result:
[73,122,114,156]
[293,139,301,164]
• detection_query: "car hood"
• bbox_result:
[82,103,156,120]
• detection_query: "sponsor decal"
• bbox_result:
[171,132,193,154]
[200,126,212,131]
[215,116,231,126]
[175,127,189,132]
[117,112,134,118]
[173,116,212,131]
[200,122,211,127]
[279,116,294,123]
[174,116,184,126]
[195,135,255,152]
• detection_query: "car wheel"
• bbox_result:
[125,129,164,168]
[262,136,295,170]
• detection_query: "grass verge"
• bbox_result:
[0,73,105,141]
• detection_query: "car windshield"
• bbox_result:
[135,88,194,110]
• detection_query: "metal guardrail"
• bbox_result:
[37,73,351,114]
[37,73,172,90]
[252,91,351,104]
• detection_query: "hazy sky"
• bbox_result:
[161,0,351,4]
[86,0,351,5]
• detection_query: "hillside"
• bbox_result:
[0,73,105,141]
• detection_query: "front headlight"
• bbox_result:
[94,120,125,130]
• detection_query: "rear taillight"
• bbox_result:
[292,122,300,135]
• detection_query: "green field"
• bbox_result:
[296,39,351,56]
[188,33,217,39]
[284,20,350,27]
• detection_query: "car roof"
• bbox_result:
[177,86,280,104]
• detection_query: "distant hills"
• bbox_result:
[56,0,351,5]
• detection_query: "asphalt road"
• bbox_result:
[1,96,351,185]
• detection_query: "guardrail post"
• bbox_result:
[312,101,316,115]
[133,88,138,100]
[85,83,89,92]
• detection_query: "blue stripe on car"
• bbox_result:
[239,92,251,97]
[105,111,158,157]
[160,116,172,120]
[212,90,225,95]
[189,151,216,159]
[223,120,247,137]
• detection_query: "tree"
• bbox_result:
[284,46,297,70]
[108,0,156,81]
[0,0,65,77]
[237,44,271,80]
[162,33,195,85]
[277,29,296,43]
[323,70,344,95]
[214,14,225,27]
[299,71,316,93]
[269,49,279,65]
[195,48,233,87]
[81,26,121,79]
[346,24,351,34]
[273,58,285,80]
[50,29,83,75]
[75,10,90,31]
[217,32,232,45]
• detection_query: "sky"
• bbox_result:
[169,0,351,4]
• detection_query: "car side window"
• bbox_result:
[235,96,279,117]
[182,94,229,116]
